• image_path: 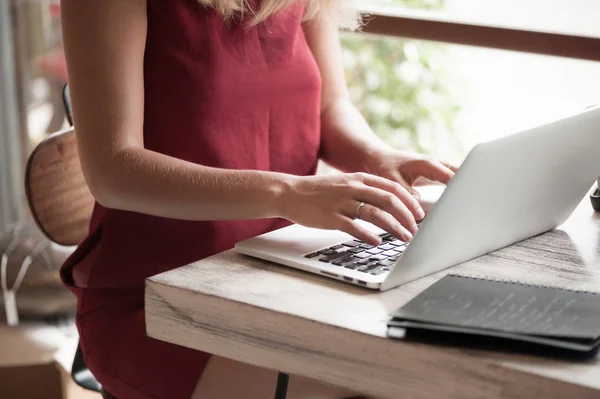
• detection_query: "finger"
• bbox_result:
[440,161,459,173]
[387,170,421,200]
[354,173,424,221]
[350,185,419,235]
[412,177,444,187]
[357,204,413,242]
[336,216,381,246]
[417,159,455,185]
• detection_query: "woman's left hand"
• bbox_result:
[366,149,458,199]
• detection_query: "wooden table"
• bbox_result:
[146,200,600,399]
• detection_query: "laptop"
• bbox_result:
[235,106,600,291]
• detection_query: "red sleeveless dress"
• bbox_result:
[60,1,321,398]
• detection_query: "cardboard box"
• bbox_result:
[0,324,99,399]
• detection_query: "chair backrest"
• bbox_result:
[24,127,94,246]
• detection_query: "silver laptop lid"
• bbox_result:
[382,106,600,291]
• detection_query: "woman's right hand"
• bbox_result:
[281,173,425,246]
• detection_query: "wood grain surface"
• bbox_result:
[25,128,94,246]
[146,199,600,399]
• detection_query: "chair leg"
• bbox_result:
[72,341,102,392]
[274,372,289,399]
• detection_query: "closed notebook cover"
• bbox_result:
[388,321,600,352]
[388,275,600,354]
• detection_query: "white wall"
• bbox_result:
[443,0,600,153]
[0,2,26,231]
[444,0,600,35]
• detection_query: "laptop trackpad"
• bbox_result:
[236,221,383,256]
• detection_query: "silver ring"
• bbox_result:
[355,202,365,220]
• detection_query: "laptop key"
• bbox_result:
[304,252,320,259]
[332,256,357,266]
[353,252,371,259]
[344,262,362,270]
[359,243,374,249]
[359,264,379,273]
[378,243,395,251]
[342,241,361,247]
[370,267,389,275]
[331,257,349,266]
[382,250,401,257]
[369,254,386,261]
[377,259,395,267]
[347,247,364,254]
[329,245,344,250]
[366,248,383,255]
[388,256,399,262]
[389,240,406,247]
[319,251,350,263]
[356,259,371,265]
[319,249,337,255]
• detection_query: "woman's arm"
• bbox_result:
[304,12,455,198]
[303,13,390,174]
[62,0,295,221]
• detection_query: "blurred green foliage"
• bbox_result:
[341,0,463,158]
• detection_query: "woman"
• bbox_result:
[60,0,455,398]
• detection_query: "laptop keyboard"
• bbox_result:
[304,233,407,276]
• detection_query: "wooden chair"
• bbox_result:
[24,87,101,392]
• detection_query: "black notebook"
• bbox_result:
[387,275,600,358]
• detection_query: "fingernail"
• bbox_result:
[404,231,413,241]
[411,223,419,234]
[416,207,425,219]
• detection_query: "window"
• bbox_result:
[342,0,600,164]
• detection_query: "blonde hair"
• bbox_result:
[197,0,360,29]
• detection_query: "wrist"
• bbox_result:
[362,145,392,175]
[268,173,300,220]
